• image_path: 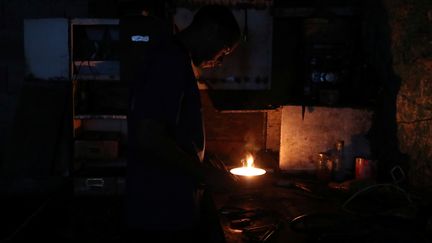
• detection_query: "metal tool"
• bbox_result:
[243,221,282,242]
[220,206,266,220]
[275,179,325,200]
[230,218,252,229]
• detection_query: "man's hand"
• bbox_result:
[203,156,239,192]
[201,163,239,193]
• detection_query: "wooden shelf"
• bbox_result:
[74,115,127,120]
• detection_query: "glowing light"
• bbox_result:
[230,167,266,176]
[230,153,266,177]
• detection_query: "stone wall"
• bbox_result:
[384,0,432,187]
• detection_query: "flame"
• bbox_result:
[230,153,266,177]
[246,153,254,168]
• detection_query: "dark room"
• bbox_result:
[1,0,432,242]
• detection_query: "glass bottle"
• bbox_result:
[332,140,345,182]
[316,152,332,181]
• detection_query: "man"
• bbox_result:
[125,5,241,242]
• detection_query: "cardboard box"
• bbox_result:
[74,131,121,160]
[74,140,119,160]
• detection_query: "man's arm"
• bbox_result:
[134,119,205,181]
[134,119,238,191]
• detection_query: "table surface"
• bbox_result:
[2,175,431,242]
[211,173,431,243]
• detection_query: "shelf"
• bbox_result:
[273,6,359,17]
[71,18,119,25]
[73,74,120,81]
[77,158,127,169]
[73,158,127,176]
[74,115,127,120]
[72,61,120,81]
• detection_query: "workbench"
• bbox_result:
[211,173,431,243]
[2,175,430,242]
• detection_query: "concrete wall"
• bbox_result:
[279,106,372,174]
[265,108,281,152]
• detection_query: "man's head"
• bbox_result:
[178,5,241,69]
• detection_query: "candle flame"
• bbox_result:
[246,154,254,168]
[230,153,266,177]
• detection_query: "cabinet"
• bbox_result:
[71,18,126,196]
[272,3,378,108]
[23,18,125,193]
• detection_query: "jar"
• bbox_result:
[316,152,332,181]
[355,157,376,180]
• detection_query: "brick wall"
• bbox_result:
[200,91,269,167]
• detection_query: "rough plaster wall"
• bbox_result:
[384,0,432,187]
[0,0,88,165]
[266,108,281,152]
[280,106,372,173]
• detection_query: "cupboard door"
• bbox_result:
[24,18,69,81]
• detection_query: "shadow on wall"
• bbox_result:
[363,0,409,181]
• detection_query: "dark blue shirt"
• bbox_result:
[126,38,205,230]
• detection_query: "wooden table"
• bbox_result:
[212,172,432,243]
[211,173,343,243]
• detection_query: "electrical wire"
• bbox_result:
[73,27,108,81]
[341,166,414,216]
[4,196,53,241]
[342,183,414,214]
[72,60,85,81]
